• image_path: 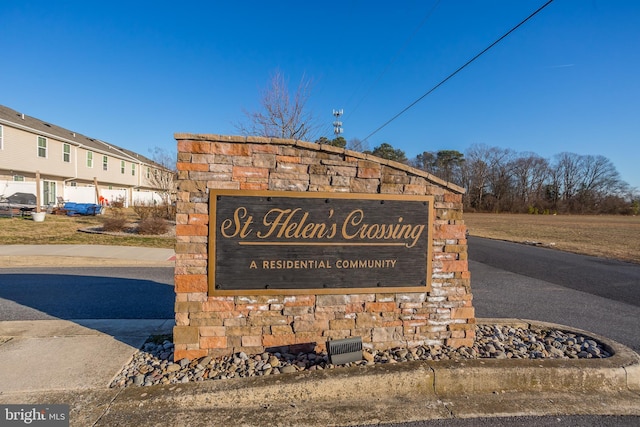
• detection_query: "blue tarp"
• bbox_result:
[63,202,102,216]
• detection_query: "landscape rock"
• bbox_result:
[110,324,612,388]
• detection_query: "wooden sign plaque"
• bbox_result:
[209,190,433,295]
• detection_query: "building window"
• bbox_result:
[121,160,125,174]
[131,163,136,176]
[146,167,150,179]
[103,155,108,171]
[87,151,93,167]
[38,136,47,158]
[63,144,71,162]
[13,175,25,182]
[0,125,3,150]
[70,181,77,187]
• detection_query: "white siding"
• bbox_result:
[0,126,76,178]
[0,118,168,196]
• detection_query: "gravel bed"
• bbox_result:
[110,324,611,388]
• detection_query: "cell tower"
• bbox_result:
[333,109,344,137]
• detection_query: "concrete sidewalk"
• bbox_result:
[0,319,173,394]
[0,318,639,426]
[0,244,175,267]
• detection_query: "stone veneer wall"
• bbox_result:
[173,133,474,360]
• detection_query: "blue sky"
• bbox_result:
[2,1,639,190]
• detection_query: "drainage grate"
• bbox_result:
[327,337,363,365]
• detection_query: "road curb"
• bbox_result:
[108,318,640,403]
[431,318,640,396]
[106,319,640,405]
[93,317,640,426]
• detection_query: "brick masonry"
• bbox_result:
[174,134,474,360]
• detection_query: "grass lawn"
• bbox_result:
[2,209,638,264]
[0,208,174,249]
[464,213,640,264]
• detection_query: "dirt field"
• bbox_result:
[464,213,640,264]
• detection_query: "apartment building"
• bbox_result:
[0,105,172,207]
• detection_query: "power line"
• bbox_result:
[362,0,555,143]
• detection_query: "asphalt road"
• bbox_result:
[468,236,640,353]
[468,236,640,307]
[0,267,174,320]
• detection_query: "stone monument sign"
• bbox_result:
[173,134,473,360]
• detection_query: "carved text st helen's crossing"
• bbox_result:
[209,190,433,295]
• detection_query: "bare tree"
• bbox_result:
[512,153,549,210]
[150,146,176,171]
[406,141,632,214]
[546,152,627,213]
[462,144,492,211]
[147,147,177,214]
[237,69,318,141]
[462,145,514,211]
[574,155,624,213]
[555,152,583,205]
[580,155,623,195]
[486,147,516,212]
[347,137,370,152]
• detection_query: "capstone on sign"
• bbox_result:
[209,190,433,295]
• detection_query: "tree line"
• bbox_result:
[236,71,638,215]
[385,143,637,215]
[307,136,639,215]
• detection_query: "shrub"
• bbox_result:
[133,204,153,220]
[101,216,127,232]
[163,204,176,220]
[110,197,125,209]
[137,217,169,235]
[133,201,175,221]
[101,208,128,232]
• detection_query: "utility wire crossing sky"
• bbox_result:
[362,0,555,143]
[1,0,639,190]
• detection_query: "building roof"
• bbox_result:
[0,104,163,168]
